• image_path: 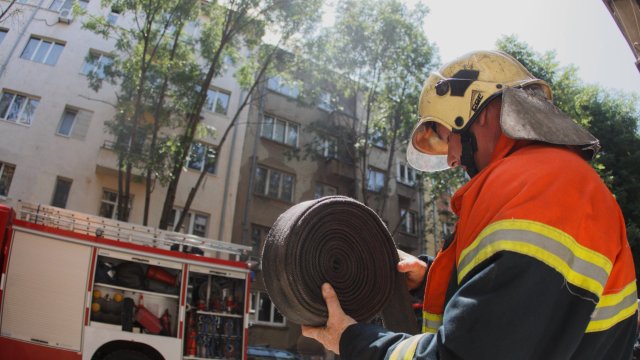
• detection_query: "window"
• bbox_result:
[397,162,416,186]
[400,209,418,235]
[21,36,65,65]
[168,208,209,237]
[49,0,88,12]
[56,108,77,136]
[250,291,285,326]
[366,167,385,192]
[250,225,270,256]
[0,90,40,126]
[254,166,295,202]
[187,142,216,174]
[0,29,7,44]
[318,91,334,112]
[56,106,92,140]
[260,115,298,147]
[81,51,113,79]
[0,162,16,197]
[314,182,337,199]
[107,6,122,25]
[267,75,299,98]
[317,136,337,159]
[51,177,72,208]
[98,189,132,220]
[369,128,386,148]
[205,88,230,114]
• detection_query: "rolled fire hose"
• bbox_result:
[262,195,418,334]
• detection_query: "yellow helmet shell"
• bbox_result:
[408,50,552,171]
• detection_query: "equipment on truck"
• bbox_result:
[0,201,252,360]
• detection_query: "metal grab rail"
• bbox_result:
[16,201,251,258]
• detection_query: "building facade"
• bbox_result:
[0,0,247,248]
[231,75,428,355]
[0,0,446,357]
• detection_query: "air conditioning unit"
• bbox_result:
[58,8,72,24]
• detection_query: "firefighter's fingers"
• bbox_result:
[322,283,346,318]
[397,254,427,290]
[301,283,356,354]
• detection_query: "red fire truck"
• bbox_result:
[0,202,252,360]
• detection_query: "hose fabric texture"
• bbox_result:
[262,196,402,327]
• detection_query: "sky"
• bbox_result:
[320,0,640,95]
[423,0,640,95]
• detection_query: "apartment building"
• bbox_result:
[231,74,427,355]
[0,1,440,357]
[0,0,247,246]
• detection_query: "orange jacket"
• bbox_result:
[340,135,637,359]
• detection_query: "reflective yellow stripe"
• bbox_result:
[458,219,612,296]
[421,311,442,333]
[587,281,638,332]
[389,334,426,360]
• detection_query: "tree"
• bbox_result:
[497,35,640,279]
[83,0,322,229]
[83,0,200,223]
[160,0,323,232]
[302,0,438,215]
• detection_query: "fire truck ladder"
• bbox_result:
[15,201,252,260]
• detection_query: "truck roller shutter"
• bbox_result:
[0,229,91,351]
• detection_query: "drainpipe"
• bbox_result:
[417,179,425,255]
[241,81,266,247]
[431,178,438,257]
[217,89,246,241]
[0,0,46,79]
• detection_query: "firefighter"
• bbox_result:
[302,50,638,359]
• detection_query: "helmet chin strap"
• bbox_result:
[460,130,479,177]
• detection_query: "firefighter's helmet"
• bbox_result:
[407,50,599,173]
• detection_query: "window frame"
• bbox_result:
[81,50,113,79]
[49,0,88,12]
[318,91,334,112]
[168,208,209,237]
[250,291,286,327]
[98,189,133,220]
[204,87,231,115]
[0,161,16,198]
[186,142,217,174]
[266,75,300,98]
[369,128,387,149]
[0,90,40,126]
[51,177,72,208]
[396,162,416,186]
[400,208,418,235]
[318,135,338,159]
[260,114,299,148]
[107,6,122,25]
[56,107,78,137]
[20,36,65,65]
[366,167,385,193]
[253,166,295,203]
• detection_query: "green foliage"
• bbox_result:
[299,0,438,206]
[497,35,640,279]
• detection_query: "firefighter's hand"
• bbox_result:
[397,249,427,290]
[301,283,356,354]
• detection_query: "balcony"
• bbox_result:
[394,232,419,252]
[396,182,417,199]
[95,141,144,178]
[323,157,356,180]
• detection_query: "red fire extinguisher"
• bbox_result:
[185,311,197,356]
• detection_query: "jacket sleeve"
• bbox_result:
[339,252,598,359]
